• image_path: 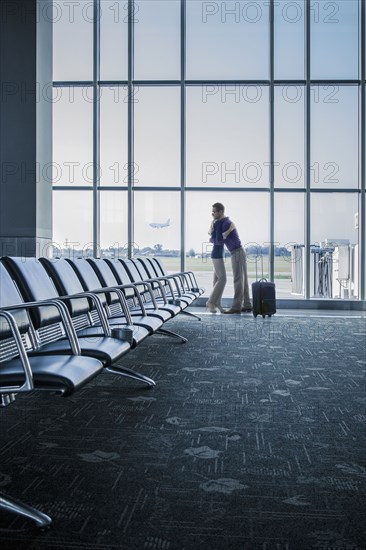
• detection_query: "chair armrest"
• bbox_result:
[144,276,181,297]
[120,281,161,309]
[57,291,112,336]
[167,270,200,291]
[90,286,134,325]
[169,272,194,291]
[96,283,148,316]
[0,310,34,394]
[135,280,167,305]
[181,270,200,290]
[105,286,134,325]
[0,300,80,355]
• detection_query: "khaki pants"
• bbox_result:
[230,247,251,310]
[209,258,226,306]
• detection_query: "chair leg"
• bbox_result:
[181,310,201,321]
[0,493,52,529]
[156,328,188,343]
[106,366,156,387]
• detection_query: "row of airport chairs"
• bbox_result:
[0,256,204,528]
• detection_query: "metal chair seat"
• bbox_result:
[1,354,103,396]
[29,335,131,366]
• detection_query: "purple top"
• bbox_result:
[209,219,224,258]
[210,217,242,253]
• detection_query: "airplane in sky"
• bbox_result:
[149,218,171,229]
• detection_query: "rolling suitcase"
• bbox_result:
[252,255,276,318]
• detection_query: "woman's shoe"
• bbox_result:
[206,301,217,313]
[215,304,225,313]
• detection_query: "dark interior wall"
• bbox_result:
[36,0,53,241]
[0,0,53,256]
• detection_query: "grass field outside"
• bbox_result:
[145,255,301,299]
[161,255,293,279]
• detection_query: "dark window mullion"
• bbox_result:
[269,0,275,282]
[360,0,365,299]
[128,0,135,257]
[180,0,186,272]
[93,0,101,257]
[305,0,311,300]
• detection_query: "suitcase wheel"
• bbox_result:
[262,315,265,319]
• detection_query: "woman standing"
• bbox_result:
[206,203,227,313]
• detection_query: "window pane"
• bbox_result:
[53,191,93,255]
[363,193,366,299]
[275,86,305,188]
[310,193,359,299]
[53,0,93,81]
[53,87,94,186]
[134,0,180,80]
[100,191,128,252]
[186,0,269,80]
[311,85,358,189]
[274,1,305,79]
[185,192,270,297]
[187,86,270,187]
[134,87,180,186]
[100,87,128,186]
[311,0,358,79]
[100,0,128,81]
[133,192,180,260]
[274,193,305,298]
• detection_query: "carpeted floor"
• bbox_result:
[0,311,365,550]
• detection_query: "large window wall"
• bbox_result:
[53,0,366,301]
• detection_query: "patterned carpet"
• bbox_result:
[0,311,365,550]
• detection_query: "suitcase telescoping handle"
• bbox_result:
[255,251,265,281]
